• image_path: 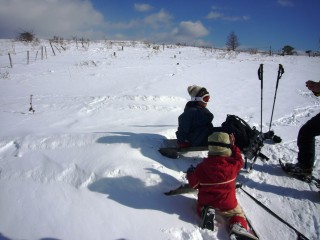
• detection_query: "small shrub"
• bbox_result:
[17,31,36,42]
[0,70,9,79]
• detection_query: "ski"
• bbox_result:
[233,186,260,240]
[165,183,245,196]
[159,139,207,159]
[230,232,259,240]
[229,223,259,239]
[164,182,243,196]
[159,146,207,159]
[163,184,196,195]
[279,159,320,189]
[243,214,260,240]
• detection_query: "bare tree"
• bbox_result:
[17,30,36,42]
[226,31,240,51]
[282,45,296,55]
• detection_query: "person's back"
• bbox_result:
[187,132,258,239]
[187,132,243,214]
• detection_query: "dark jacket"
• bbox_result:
[176,101,214,146]
[187,145,243,215]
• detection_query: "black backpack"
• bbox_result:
[221,114,259,152]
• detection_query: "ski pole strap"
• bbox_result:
[200,177,236,186]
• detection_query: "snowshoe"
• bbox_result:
[229,224,259,240]
[159,139,207,159]
[281,162,313,175]
[279,159,320,188]
[159,147,179,159]
[201,207,215,231]
[230,233,258,240]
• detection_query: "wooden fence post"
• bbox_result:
[54,45,61,53]
[41,46,43,60]
[8,53,12,68]
[50,41,56,56]
[269,46,272,56]
[27,51,29,64]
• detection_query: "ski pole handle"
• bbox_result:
[258,64,263,81]
[278,64,284,80]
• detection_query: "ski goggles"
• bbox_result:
[191,94,210,103]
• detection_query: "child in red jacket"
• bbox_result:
[187,132,258,239]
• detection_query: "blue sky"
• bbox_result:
[0,0,319,51]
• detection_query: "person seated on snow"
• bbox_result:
[286,80,320,175]
[186,132,257,239]
[176,85,214,148]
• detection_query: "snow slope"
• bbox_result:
[0,40,319,240]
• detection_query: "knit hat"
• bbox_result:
[187,85,209,101]
[208,132,232,157]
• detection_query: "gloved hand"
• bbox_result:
[187,165,196,174]
[178,141,190,148]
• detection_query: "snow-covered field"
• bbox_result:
[0,40,319,240]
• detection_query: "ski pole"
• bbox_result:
[269,64,284,131]
[248,149,261,173]
[239,186,309,240]
[258,64,263,133]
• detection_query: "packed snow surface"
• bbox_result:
[0,40,319,240]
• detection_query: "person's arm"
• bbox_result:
[229,134,244,168]
[186,165,200,189]
[176,112,192,147]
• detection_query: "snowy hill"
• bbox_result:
[0,40,319,240]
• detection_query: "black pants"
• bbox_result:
[297,113,320,169]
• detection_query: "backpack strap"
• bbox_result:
[228,114,252,130]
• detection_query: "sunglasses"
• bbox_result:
[192,94,210,103]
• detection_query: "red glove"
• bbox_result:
[178,141,190,148]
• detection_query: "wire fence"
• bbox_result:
[1,39,318,69]
[0,40,69,68]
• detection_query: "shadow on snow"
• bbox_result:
[88,168,197,224]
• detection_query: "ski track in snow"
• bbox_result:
[271,89,320,127]
[1,95,186,115]
[274,104,320,127]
